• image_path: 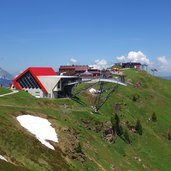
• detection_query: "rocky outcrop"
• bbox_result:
[60,127,85,163]
[103,121,117,143]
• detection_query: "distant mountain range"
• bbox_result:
[162,76,171,80]
[0,67,13,86]
[0,78,12,87]
[0,67,13,80]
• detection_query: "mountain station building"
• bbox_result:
[11,67,80,98]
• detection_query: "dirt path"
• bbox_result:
[86,155,106,171]
[0,90,18,97]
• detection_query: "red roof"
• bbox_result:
[12,67,57,94]
[28,67,56,76]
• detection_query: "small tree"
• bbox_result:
[168,132,171,140]
[135,119,143,135]
[151,112,157,122]
[75,142,82,153]
[115,113,120,125]
[116,124,123,136]
[111,114,123,136]
[123,129,130,144]
[111,115,115,126]
[132,95,137,102]
[111,113,120,128]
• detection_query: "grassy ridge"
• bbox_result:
[72,69,171,170]
[0,69,171,170]
[0,87,12,95]
[98,69,171,170]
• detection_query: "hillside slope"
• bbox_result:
[0,69,171,171]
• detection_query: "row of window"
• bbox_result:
[17,71,41,89]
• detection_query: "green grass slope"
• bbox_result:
[0,87,12,95]
[0,69,171,171]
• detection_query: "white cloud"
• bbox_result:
[157,56,171,75]
[90,59,109,70]
[116,56,126,62]
[69,58,78,64]
[157,56,168,65]
[95,59,108,66]
[116,51,150,65]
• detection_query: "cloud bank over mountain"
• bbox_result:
[90,59,109,70]
[116,51,171,76]
[65,51,171,76]
[116,51,150,65]
[156,56,171,76]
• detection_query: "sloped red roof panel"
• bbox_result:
[29,67,57,76]
[12,80,22,90]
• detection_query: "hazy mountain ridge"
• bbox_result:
[163,76,171,80]
[0,68,13,80]
[0,67,13,86]
[0,78,11,87]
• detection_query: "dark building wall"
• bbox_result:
[115,62,141,69]
[59,65,89,75]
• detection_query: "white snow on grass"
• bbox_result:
[0,155,7,162]
[16,115,58,150]
[89,88,97,94]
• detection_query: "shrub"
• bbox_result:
[111,113,120,126]
[135,119,143,135]
[75,142,82,153]
[111,114,123,136]
[168,132,171,140]
[151,112,157,122]
[116,125,123,136]
[132,94,140,102]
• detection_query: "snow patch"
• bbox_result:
[89,88,97,94]
[16,115,58,150]
[0,155,7,162]
[89,88,101,94]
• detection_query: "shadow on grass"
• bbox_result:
[71,96,87,107]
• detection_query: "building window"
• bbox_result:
[17,71,41,89]
[35,91,40,98]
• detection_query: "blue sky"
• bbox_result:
[0,0,171,76]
